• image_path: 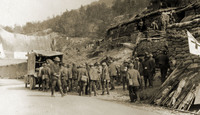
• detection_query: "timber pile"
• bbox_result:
[150,62,200,111]
[150,18,200,111]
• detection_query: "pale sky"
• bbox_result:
[0,0,98,26]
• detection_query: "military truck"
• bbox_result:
[24,50,63,90]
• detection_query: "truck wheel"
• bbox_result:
[30,77,35,90]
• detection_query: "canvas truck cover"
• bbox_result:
[27,50,63,75]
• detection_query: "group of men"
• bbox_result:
[121,50,170,102]
[37,50,169,102]
[37,57,112,97]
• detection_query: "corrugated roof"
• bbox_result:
[31,50,63,57]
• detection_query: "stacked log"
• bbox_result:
[150,62,200,111]
[151,18,200,111]
[167,18,200,66]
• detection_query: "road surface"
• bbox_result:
[0,79,188,115]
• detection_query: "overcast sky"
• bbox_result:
[0,0,98,27]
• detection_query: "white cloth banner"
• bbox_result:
[0,44,5,58]
[187,31,200,56]
[14,52,27,59]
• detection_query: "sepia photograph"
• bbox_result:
[0,0,200,115]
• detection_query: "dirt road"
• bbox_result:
[0,79,189,115]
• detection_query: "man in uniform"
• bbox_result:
[120,61,128,90]
[77,64,88,96]
[89,63,98,96]
[101,62,110,95]
[41,62,51,92]
[149,53,156,80]
[127,63,141,102]
[151,20,159,30]
[157,50,169,83]
[161,12,170,31]
[142,54,153,88]
[108,60,117,90]
[85,62,90,95]
[51,57,65,97]
[72,63,78,91]
[138,19,144,32]
[67,64,73,92]
[96,62,102,90]
[60,63,69,94]
[38,64,43,91]
[133,57,144,89]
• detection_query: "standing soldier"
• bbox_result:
[157,50,169,83]
[89,63,98,96]
[60,63,69,94]
[151,20,159,30]
[116,65,121,85]
[127,63,141,102]
[96,62,102,90]
[138,19,144,32]
[101,62,110,95]
[142,54,153,88]
[38,64,43,91]
[149,54,156,80]
[67,64,73,92]
[41,62,51,92]
[133,57,144,89]
[161,12,170,31]
[120,61,128,90]
[108,60,117,90]
[51,57,65,97]
[85,62,90,95]
[72,63,78,91]
[77,64,88,96]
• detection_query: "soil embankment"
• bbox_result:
[0,59,27,79]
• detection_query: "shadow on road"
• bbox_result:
[189,104,200,112]
[8,87,26,90]
[27,95,51,97]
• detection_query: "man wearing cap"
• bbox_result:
[101,62,110,95]
[72,63,78,91]
[60,63,69,94]
[88,63,98,96]
[96,62,102,90]
[149,53,156,80]
[157,50,169,83]
[127,63,141,102]
[120,61,128,90]
[66,64,73,92]
[41,62,51,92]
[77,64,88,96]
[142,53,153,88]
[133,57,144,89]
[116,65,121,85]
[85,62,90,95]
[108,60,118,90]
[51,57,65,97]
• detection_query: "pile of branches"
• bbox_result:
[150,62,200,111]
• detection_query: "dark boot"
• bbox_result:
[101,91,104,95]
[107,92,110,95]
[51,88,55,97]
